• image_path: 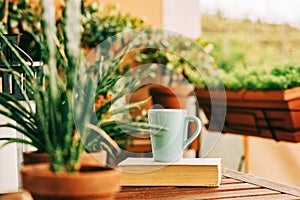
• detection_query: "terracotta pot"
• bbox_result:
[23,151,107,167]
[195,87,300,142]
[23,151,49,165]
[21,163,120,200]
[150,85,192,109]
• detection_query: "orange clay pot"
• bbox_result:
[195,87,300,142]
[21,163,120,200]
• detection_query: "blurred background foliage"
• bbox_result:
[81,2,145,49]
[0,0,149,151]
[201,14,300,90]
[1,0,300,90]
[132,14,300,91]
[0,0,145,59]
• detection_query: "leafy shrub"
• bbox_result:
[81,3,145,49]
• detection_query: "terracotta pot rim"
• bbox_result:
[23,150,45,154]
[195,86,300,101]
[21,163,117,177]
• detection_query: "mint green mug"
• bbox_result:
[148,109,201,162]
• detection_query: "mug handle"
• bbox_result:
[182,116,201,150]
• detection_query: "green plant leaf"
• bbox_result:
[0,137,35,148]
[110,97,151,115]
[87,124,121,153]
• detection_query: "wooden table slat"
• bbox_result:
[223,168,300,197]
[118,182,260,195]
[219,193,299,200]
[119,186,175,192]
[116,184,269,200]
[149,189,280,200]
[221,177,243,184]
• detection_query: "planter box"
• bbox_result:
[195,87,300,142]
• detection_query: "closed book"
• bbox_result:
[118,157,221,187]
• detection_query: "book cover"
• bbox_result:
[118,157,222,187]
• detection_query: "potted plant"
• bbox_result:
[0,0,156,198]
[194,64,300,143]
[0,0,154,163]
[0,0,110,166]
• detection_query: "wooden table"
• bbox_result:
[1,168,299,199]
[115,168,300,200]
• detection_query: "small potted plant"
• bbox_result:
[0,0,159,198]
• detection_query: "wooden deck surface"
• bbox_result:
[115,168,300,200]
